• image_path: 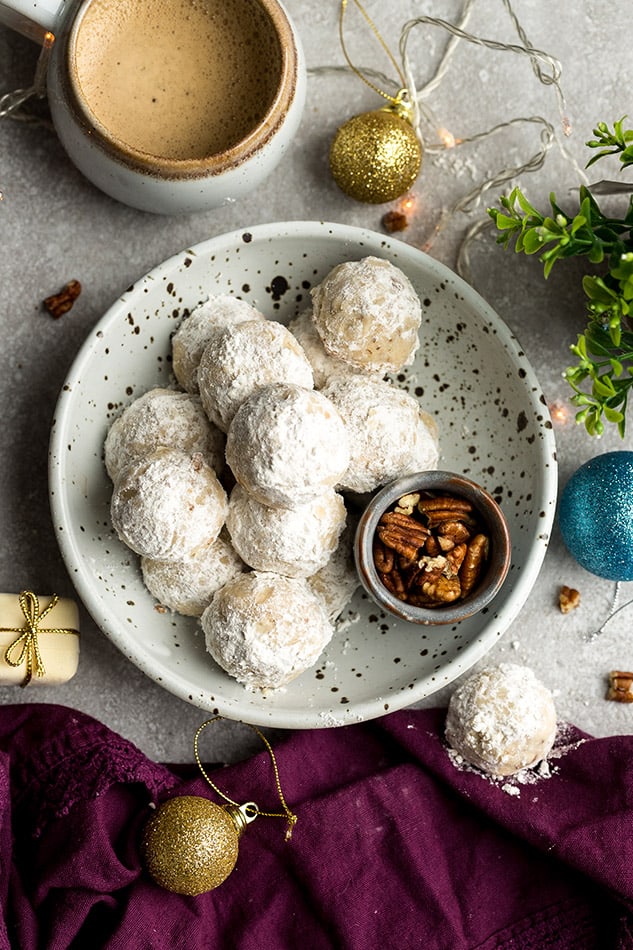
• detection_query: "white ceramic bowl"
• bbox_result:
[48,221,558,729]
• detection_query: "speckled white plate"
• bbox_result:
[49,221,557,729]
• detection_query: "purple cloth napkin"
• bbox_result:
[0,703,631,950]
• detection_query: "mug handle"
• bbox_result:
[0,0,67,42]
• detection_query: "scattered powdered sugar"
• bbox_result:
[446,719,587,797]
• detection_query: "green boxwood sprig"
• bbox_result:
[488,118,633,436]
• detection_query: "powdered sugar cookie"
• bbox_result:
[225,383,350,509]
[104,387,225,483]
[311,256,421,374]
[445,663,557,776]
[307,518,359,621]
[202,571,334,690]
[226,484,347,577]
[141,533,245,617]
[172,294,265,394]
[288,309,379,389]
[197,319,314,431]
[110,448,228,560]
[321,374,439,494]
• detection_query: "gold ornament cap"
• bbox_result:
[141,795,256,896]
[330,105,422,203]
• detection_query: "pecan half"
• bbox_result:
[460,534,489,596]
[43,279,82,318]
[607,671,633,703]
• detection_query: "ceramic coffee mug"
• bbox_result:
[0,0,306,213]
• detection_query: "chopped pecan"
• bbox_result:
[424,535,441,557]
[559,585,580,614]
[43,279,82,318]
[382,210,408,233]
[379,568,406,598]
[445,542,468,576]
[437,521,472,544]
[376,528,422,563]
[607,671,633,703]
[417,495,473,515]
[394,492,421,515]
[420,575,461,602]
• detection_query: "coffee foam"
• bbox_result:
[72,0,283,161]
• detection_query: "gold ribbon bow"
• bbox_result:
[3,590,78,687]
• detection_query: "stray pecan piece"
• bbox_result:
[44,279,82,318]
[559,585,580,614]
[382,210,408,233]
[607,671,633,703]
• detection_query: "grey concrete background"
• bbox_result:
[1,0,632,764]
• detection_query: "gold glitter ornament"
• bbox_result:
[141,795,255,895]
[141,717,297,896]
[330,102,422,203]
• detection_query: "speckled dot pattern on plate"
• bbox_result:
[48,221,558,729]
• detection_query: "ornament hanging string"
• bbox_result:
[194,716,298,840]
[313,0,583,262]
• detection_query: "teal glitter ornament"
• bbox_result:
[558,451,633,581]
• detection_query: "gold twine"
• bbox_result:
[3,590,79,687]
[338,0,413,121]
[194,716,298,840]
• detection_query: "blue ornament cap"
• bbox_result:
[559,451,633,581]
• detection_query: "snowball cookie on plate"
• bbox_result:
[321,374,439,494]
[445,663,558,777]
[226,484,347,577]
[307,517,360,622]
[311,256,421,375]
[202,570,334,690]
[197,319,314,431]
[225,383,350,509]
[104,387,225,484]
[172,294,265,394]
[110,448,228,560]
[288,309,380,389]
[141,533,245,617]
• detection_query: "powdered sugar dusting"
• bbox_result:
[172,294,265,394]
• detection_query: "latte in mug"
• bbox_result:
[70,0,285,163]
[2,0,306,212]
